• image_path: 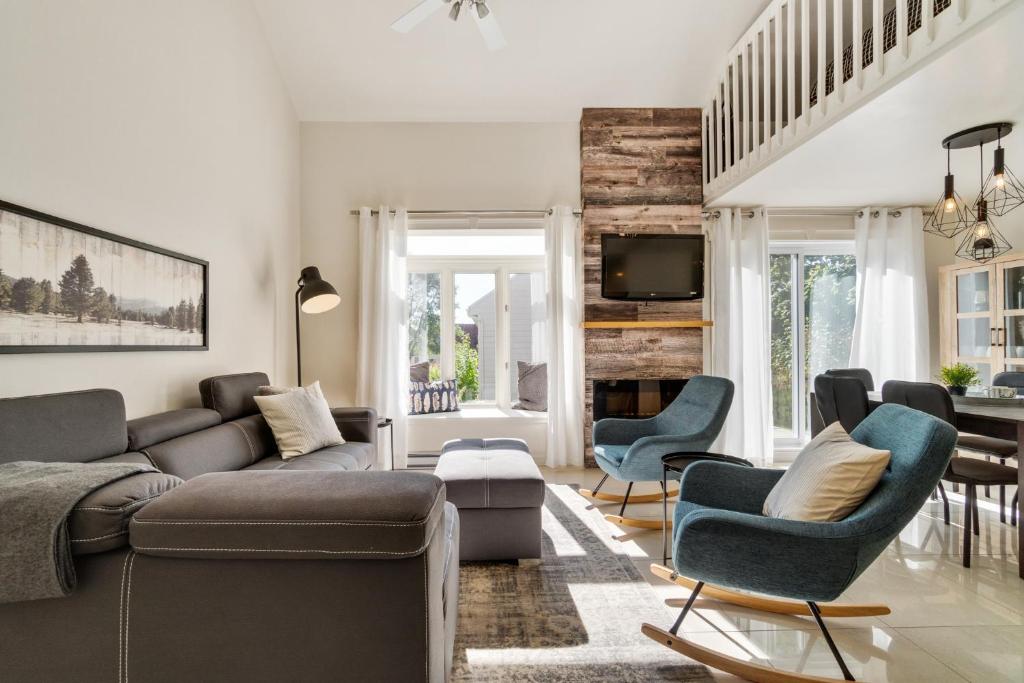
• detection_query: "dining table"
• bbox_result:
[867,391,1023,578]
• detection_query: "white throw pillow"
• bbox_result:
[763,421,890,522]
[253,381,344,460]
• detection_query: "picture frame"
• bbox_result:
[0,199,209,353]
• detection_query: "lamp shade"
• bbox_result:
[298,266,340,314]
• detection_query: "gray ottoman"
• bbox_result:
[435,438,545,562]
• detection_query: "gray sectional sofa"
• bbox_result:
[0,372,460,682]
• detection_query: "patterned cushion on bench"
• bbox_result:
[409,380,459,415]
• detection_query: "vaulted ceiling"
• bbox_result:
[252,0,769,122]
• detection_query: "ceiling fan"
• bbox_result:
[391,0,507,51]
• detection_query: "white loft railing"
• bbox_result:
[703,0,1018,202]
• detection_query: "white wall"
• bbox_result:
[0,0,300,417]
[300,122,580,405]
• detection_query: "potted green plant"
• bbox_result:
[938,363,981,396]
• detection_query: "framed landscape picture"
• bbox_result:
[0,200,208,353]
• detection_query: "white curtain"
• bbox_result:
[849,207,929,383]
[356,206,409,470]
[544,206,584,468]
[708,208,774,464]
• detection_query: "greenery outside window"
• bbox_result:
[770,242,856,445]
[407,225,545,408]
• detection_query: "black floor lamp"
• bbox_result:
[295,266,340,385]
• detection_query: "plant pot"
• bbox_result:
[947,386,967,396]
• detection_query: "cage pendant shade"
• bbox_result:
[956,200,1011,263]
[924,173,971,237]
[981,147,1024,217]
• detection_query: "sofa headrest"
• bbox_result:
[199,372,270,421]
[0,389,128,464]
[127,408,222,451]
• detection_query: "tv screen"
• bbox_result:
[601,234,704,301]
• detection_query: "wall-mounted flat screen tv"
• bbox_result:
[601,234,704,301]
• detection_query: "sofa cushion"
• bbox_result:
[245,442,376,473]
[142,415,276,480]
[0,389,127,465]
[130,470,447,560]
[70,471,182,555]
[199,372,270,421]
[254,381,344,459]
[127,409,222,450]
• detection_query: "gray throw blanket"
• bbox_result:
[0,460,157,604]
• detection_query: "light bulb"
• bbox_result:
[995,172,1006,190]
[976,222,991,239]
[944,196,956,213]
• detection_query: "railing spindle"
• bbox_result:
[786,0,795,130]
[732,52,742,167]
[752,32,761,158]
[834,0,845,100]
[801,0,810,124]
[774,14,783,140]
[851,0,862,90]
[873,0,884,76]
[816,0,826,114]
[896,0,908,59]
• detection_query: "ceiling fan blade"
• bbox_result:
[391,0,446,33]
[473,7,507,51]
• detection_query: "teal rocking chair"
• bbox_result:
[643,403,957,682]
[582,375,734,530]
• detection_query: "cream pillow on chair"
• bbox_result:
[763,421,890,522]
[253,381,344,460]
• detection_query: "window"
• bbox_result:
[407,225,546,409]
[770,242,856,444]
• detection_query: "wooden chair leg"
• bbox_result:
[963,486,973,568]
[984,456,991,498]
[937,483,950,525]
[972,486,980,536]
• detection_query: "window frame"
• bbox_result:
[769,240,856,447]
[408,254,546,409]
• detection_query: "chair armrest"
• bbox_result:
[675,509,860,601]
[593,416,658,446]
[331,406,378,444]
[678,461,784,515]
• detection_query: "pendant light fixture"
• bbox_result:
[980,127,1024,217]
[924,145,971,237]
[957,143,1011,263]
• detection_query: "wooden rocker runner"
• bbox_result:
[646,403,959,682]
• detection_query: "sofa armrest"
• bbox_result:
[331,406,378,445]
[130,470,445,560]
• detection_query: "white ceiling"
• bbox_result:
[713,2,1024,208]
[252,0,769,122]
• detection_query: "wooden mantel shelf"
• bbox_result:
[582,320,714,329]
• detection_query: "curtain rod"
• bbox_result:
[700,208,913,220]
[349,208,582,217]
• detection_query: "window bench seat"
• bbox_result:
[407,406,548,462]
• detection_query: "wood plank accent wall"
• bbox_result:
[581,108,704,466]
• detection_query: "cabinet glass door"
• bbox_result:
[955,267,995,386]
[1000,262,1024,369]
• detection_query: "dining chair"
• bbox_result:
[881,380,1018,567]
[814,374,871,433]
[988,372,1024,504]
[824,367,876,391]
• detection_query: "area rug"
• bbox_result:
[451,484,713,682]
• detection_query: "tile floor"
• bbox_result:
[540,467,1023,683]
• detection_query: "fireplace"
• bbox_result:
[592,379,687,422]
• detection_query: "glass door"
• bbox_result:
[954,266,996,387]
[998,259,1024,376]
